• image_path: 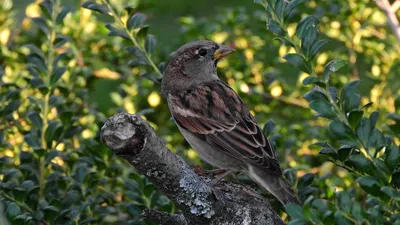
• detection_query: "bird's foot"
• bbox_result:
[208,170,233,186]
[193,165,227,177]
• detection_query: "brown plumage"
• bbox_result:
[162,40,300,205]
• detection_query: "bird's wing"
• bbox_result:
[168,80,282,176]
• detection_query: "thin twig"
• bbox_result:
[392,0,400,12]
[375,0,400,43]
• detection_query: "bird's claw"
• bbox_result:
[193,165,227,177]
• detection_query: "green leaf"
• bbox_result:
[39,0,53,20]
[309,99,336,118]
[296,16,320,57]
[298,173,314,188]
[370,205,384,225]
[254,0,266,7]
[340,80,361,113]
[136,26,149,47]
[105,24,130,40]
[355,117,371,146]
[384,145,399,171]
[27,53,47,73]
[380,186,400,198]
[329,120,354,140]
[27,111,43,128]
[126,46,145,58]
[274,0,286,20]
[0,130,4,145]
[45,120,63,147]
[128,59,149,67]
[323,60,347,83]
[50,67,66,85]
[346,94,361,113]
[54,35,69,48]
[372,158,390,178]
[337,192,351,213]
[388,113,400,121]
[145,35,157,53]
[267,20,284,35]
[303,90,328,102]
[5,90,20,100]
[334,211,352,225]
[121,6,135,18]
[284,169,297,186]
[31,17,49,36]
[392,170,400,188]
[283,53,312,74]
[127,204,142,216]
[6,202,21,220]
[24,133,42,150]
[263,119,275,137]
[49,95,64,108]
[140,73,161,83]
[310,39,328,60]
[288,219,308,225]
[369,111,379,130]
[337,145,352,161]
[3,100,21,115]
[347,154,373,173]
[81,2,110,15]
[285,0,306,18]
[13,215,31,225]
[56,7,70,24]
[351,201,363,221]
[127,13,147,29]
[302,76,319,86]
[23,44,45,59]
[348,110,363,129]
[361,102,374,109]
[357,176,382,196]
[273,37,295,48]
[285,202,304,219]
[319,143,338,160]
[367,129,385,152]
[43,206,59,221]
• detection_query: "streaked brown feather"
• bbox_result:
[168,80,282,176]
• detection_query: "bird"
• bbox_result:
[161,40,300,205]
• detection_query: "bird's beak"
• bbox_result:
[214,45,235,60]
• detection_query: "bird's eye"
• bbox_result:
[198,48,207,56]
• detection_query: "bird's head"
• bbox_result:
[164,40,235,80]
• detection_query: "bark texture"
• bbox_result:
[100,112,285,225]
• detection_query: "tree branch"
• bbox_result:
[375,0,400,43]
[141,209,187,225]
[392,0,400,12]
[100,112,285,225]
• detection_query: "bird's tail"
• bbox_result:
[247,165,301,206]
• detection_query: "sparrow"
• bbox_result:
[161,40,300,205]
